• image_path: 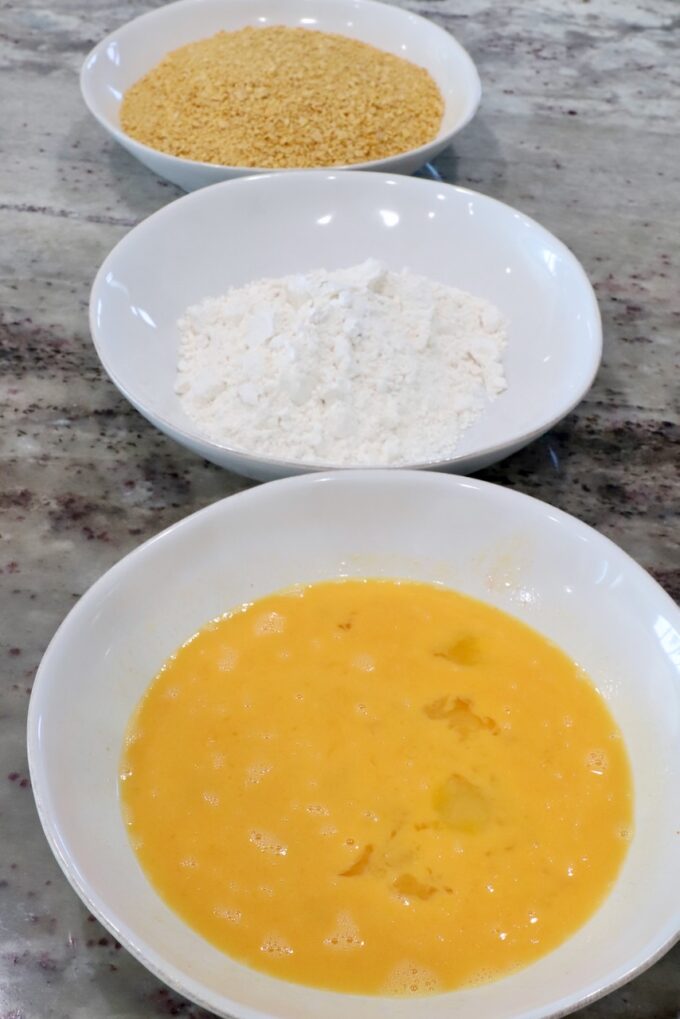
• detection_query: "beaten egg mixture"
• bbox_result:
[120,580,632,995]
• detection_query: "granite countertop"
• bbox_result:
[1,0,679,1015]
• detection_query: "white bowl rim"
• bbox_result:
[27,469,680,1019]
[88,171,603,474]
[79,0,482,175]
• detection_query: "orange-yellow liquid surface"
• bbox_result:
[121,580,632,995]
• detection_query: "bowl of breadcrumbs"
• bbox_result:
[80,0,481,191]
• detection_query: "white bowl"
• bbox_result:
[90,171,601,481]
[79,0,481,191]
[28,470,680,1019]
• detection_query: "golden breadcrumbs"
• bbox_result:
[120,26,444,168]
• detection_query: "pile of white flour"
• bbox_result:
[175,259,506,465]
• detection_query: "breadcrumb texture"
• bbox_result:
[119,26,445,168]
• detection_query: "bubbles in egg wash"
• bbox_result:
[249,830,288,856]
[218,646,239,672]
[586,749,608,775]
[323,911,365,951]
[254,611,286,636]
[213,905,242,924]
[260,934,294,957]
[352,653,375,673]
[245,761,273,785]
[384,960,441,995]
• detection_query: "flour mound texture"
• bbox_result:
[175,260,507,466]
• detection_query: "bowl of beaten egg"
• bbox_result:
[89,170,601,480]
[80,0,481,190]
[28,471,680,1019]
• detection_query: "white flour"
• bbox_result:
[175,259,506,465]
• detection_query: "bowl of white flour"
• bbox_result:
[89,171,601,480]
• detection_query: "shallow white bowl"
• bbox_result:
[28,471,680,1018]
[90,171,601,481]
[80,0,481,191]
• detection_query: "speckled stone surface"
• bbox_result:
[1,0,679,1016]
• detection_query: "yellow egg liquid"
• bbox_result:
[120,580,632,995]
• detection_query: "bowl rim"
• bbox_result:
[88,170,603,473]
[79,0,482,175]
[27,469,680,1018]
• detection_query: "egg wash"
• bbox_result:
[120,579,632,995]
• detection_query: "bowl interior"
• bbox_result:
[81,0,479,152]
[29,472,680,1019]
[90,173,601,471]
